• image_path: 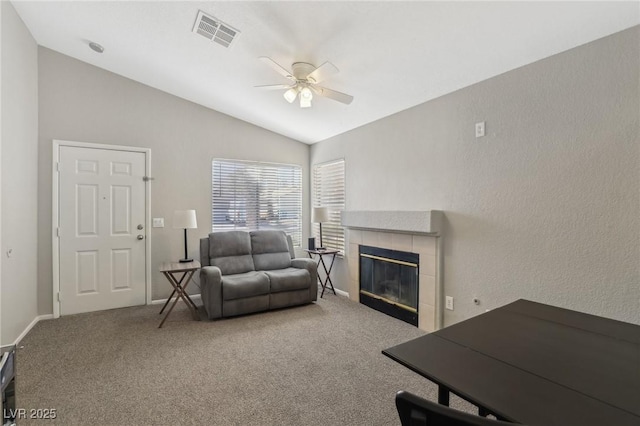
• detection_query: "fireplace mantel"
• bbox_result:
[341,210,443,235]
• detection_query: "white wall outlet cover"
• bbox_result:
[445,296,454,310]
[475,121,485,138]
[152,218,164,228]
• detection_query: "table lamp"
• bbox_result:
[312,207,330,249]
[173,209,197,263]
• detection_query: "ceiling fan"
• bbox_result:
[255,57,354,108]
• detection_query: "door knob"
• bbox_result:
[137,235,144,240]
[137,224,144,230]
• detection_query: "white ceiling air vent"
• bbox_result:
[192,10,240,49]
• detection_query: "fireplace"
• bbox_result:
[359,245,419,326]
[341,210,443,331]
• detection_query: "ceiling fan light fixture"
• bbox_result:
[300,86,313,100]
[257,56,353,108]
[299,86,313,108]
[283,87,298,103]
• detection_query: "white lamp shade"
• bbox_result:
[173,210,197,229]
[283,88,298,103]
[312,207,330,223]
[300,87,313,100]
[299,87,313,108]
[300,97,312,108]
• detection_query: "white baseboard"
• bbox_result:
[12,314,54,347]
[335,288,349,298]
[151,294,202,305]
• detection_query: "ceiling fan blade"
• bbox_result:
[254,84,292,90]
[311,86,354,105]
[259,57,294,81]
[306,61,339,84]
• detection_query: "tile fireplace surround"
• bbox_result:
[341,210,444,332]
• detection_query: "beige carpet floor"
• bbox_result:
[16,293,475,425]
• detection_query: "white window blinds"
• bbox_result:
[212,159,302,246]
[312,159,345,253]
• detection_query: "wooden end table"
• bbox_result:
[158,260,201,328]
[304,248,339,298]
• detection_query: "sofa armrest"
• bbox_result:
[291,258,318,301]
[200,266,223,319]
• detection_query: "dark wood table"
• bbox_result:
[158,260,201,328]
[304,248,339,297]
[382,299,640,426]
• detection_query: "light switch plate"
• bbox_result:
[152,218,164,228]
[475,121,485,138]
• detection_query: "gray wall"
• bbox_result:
[1,1,39,345]
[311,27,640,325]
[38,48,310,313]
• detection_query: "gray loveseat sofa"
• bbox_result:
[199,230,318,319]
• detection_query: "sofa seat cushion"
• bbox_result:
[264,268,311,293]
[222,271,269,301]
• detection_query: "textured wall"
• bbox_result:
[1,1,39,345]
[38,48,310,312]
[311,27,640,325]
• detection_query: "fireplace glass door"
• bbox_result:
[359,245,419,325]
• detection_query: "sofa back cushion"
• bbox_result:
[250,230,292,271]
[208,231,255,275]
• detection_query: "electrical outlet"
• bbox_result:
[445,296,454,311]
[475,121,485,138]
[152,218,164,228]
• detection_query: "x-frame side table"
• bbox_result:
[305,249,339,298]
[158,260,201,328]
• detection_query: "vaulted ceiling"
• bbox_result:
[12,1,639,144]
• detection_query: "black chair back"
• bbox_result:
[396,391,519,426]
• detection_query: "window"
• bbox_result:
[312,159,345,253]
[212,159,302,246]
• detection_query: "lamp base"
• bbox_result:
[179,258,194,263]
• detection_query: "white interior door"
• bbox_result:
[58,146,146,315]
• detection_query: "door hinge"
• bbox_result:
[56,227,60,237]
[57,292,61,302]
[56,162,60,172]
